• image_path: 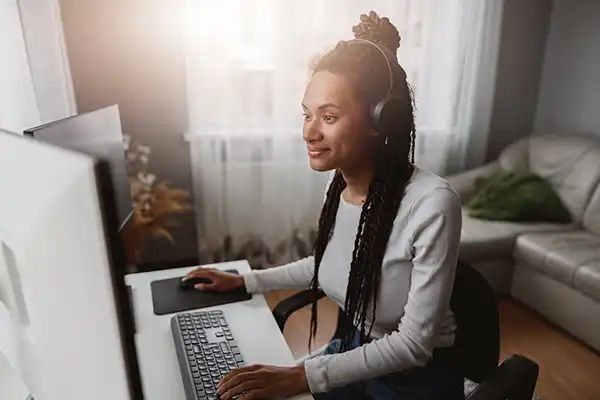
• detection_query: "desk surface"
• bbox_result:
[125,260,313,400]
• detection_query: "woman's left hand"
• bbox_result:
[217,364,309,399]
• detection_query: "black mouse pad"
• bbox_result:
[150,269,252,316]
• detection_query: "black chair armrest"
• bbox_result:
[465,355,539,400]
[272,289,325,331]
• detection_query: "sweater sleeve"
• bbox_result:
[243,171,336,294]
[304,187,462,393]
[243,256,315,294]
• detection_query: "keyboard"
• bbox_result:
[171,310,247,400]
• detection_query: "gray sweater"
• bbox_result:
[243,167,462,394]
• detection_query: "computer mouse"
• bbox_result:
[179,277,212,290]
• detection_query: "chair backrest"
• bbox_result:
[451,261,500,383]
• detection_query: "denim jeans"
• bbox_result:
[312,332,464,400]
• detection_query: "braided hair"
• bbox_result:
[309,11,417,351]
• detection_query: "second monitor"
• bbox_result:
[24,104,133,226]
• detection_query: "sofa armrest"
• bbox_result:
[272,289,326,331]
[465,355,539,400]
[446,161,502,203]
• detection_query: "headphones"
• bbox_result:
[348,39,406,138]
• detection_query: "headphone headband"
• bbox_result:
[347,38,394,98]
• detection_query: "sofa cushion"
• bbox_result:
[498,137,529,171]
[583,185,600,237]
[514,231,600,301]
[574,264,600,303]
[528,135,600,223]
[459,209,573,262]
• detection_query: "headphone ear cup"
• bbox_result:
[371,96,406,137]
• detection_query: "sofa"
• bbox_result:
[447,133,600,352]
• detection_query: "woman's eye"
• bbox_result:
[302,113,312,122]
[324,115,338,124]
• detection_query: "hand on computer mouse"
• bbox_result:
[182,268,245,292]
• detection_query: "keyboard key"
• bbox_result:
[234,355,244,363]
[215,332,224,337]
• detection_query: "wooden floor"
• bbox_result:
[264,292,600,400]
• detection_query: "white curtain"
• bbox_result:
[185,0,504,267]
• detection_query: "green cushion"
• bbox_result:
[466,171,572,223]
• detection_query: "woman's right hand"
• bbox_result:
[182,267,245,292]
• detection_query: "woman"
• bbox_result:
[184,11,463,400]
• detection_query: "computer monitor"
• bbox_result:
[23,105,133,226]
[0,129,142,399]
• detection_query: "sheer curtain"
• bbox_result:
[185,0,504,268]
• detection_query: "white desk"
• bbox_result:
[125,260,313,400]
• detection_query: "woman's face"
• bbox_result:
[302,70,377,172]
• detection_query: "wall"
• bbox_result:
[535,0,600,136]
[0,0,40,132]
[485,0,555,160]
[60,0,198,267]
[18,0,77,122]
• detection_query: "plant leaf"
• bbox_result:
[152,227,176,244]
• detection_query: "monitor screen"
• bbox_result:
[0,129,142,399]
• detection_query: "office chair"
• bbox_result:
[272,261,540,400]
